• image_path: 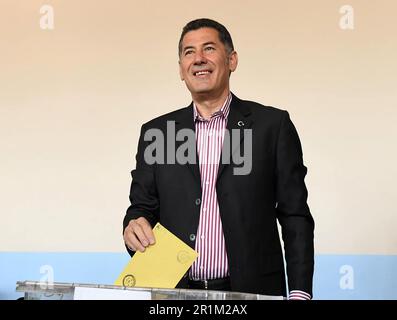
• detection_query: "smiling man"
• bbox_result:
[123,18,314,300]
[178,26,237,119]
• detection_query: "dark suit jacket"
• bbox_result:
[123,93,314,297]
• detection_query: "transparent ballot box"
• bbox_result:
[16,280,283,300]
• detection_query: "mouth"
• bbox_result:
[193,70,212,77]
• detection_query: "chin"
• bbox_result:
[187,85,212,95]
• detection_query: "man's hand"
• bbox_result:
[123,217,156,252]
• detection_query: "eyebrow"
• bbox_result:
[182,41,217,53]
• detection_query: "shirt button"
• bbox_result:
[205,181,209,185]
[195,198,201,206]
[189,234,196,241]
[203,208,207,212]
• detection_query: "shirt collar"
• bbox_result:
[193,92,232,122]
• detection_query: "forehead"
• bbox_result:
[181,27,221,48]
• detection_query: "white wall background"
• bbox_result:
[1,0,396,254]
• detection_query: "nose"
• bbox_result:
[193,50,207,65]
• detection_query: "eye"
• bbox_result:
[204,46,215,51]
[184,50,194,56]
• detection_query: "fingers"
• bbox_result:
[123,217,156,252]
[135,217,156,245]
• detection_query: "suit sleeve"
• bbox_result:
[275,111,315,296]
[123,124,160,256]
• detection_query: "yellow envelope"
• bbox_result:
[114,223,198,289]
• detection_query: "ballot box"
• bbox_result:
[16,280,284,300]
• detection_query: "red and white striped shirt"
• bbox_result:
[189,93,232,281]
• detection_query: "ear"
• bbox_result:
[178,60,184,81]
[228,51,238,73]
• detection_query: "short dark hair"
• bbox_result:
[178,18,234,56]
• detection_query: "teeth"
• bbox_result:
[195,71,210,76]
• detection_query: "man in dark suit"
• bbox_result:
[123,18,314,299]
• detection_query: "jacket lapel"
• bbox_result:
[174,103,201,185]
[217,94,253,181]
